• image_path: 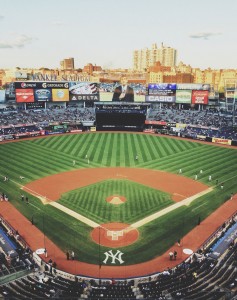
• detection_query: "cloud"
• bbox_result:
[0,34,36,49]
[51,21,65,26]
[0,15,4,20]
[189,32,222,40]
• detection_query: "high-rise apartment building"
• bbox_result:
[133,43,177,71]
[60,57,75,70]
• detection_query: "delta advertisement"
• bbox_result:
[69,82,99,101]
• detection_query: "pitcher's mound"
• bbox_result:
[91,222,139,248]
[106,195,126,205]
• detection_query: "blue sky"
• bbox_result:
[0,0,236,70]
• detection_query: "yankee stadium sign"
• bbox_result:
[28,73,90,82]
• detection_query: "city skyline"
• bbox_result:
[0,0,237,70]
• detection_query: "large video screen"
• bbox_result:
[96,112,146,126]
[99,83,146,102]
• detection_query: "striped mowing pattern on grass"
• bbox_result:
[58,179,173,224]
[0,133,237,187]
[0,133,237,265]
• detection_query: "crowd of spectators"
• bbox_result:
[0,106,95,127]
[147,107,234,128]
[182,126,237,141]
[0,125,41,136]
[147,107,237,141]
[0,105,237,141]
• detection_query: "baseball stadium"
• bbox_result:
[0,81,237,300]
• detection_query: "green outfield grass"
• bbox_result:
[0,133,237,266]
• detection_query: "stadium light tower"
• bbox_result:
[233,82,237,125]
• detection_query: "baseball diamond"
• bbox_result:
[0,132,237,279]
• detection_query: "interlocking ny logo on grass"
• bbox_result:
[103,250,124,264]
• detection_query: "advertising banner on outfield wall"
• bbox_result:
[15,89,34,102]
[145,120,167,125]
[176,123,187,128]
[192,90,209,104]
[197,135,206,140]
[212,138,232,145]
[143,129,156,133]
[176,90,192,103]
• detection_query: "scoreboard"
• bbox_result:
[95,102,150,131]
